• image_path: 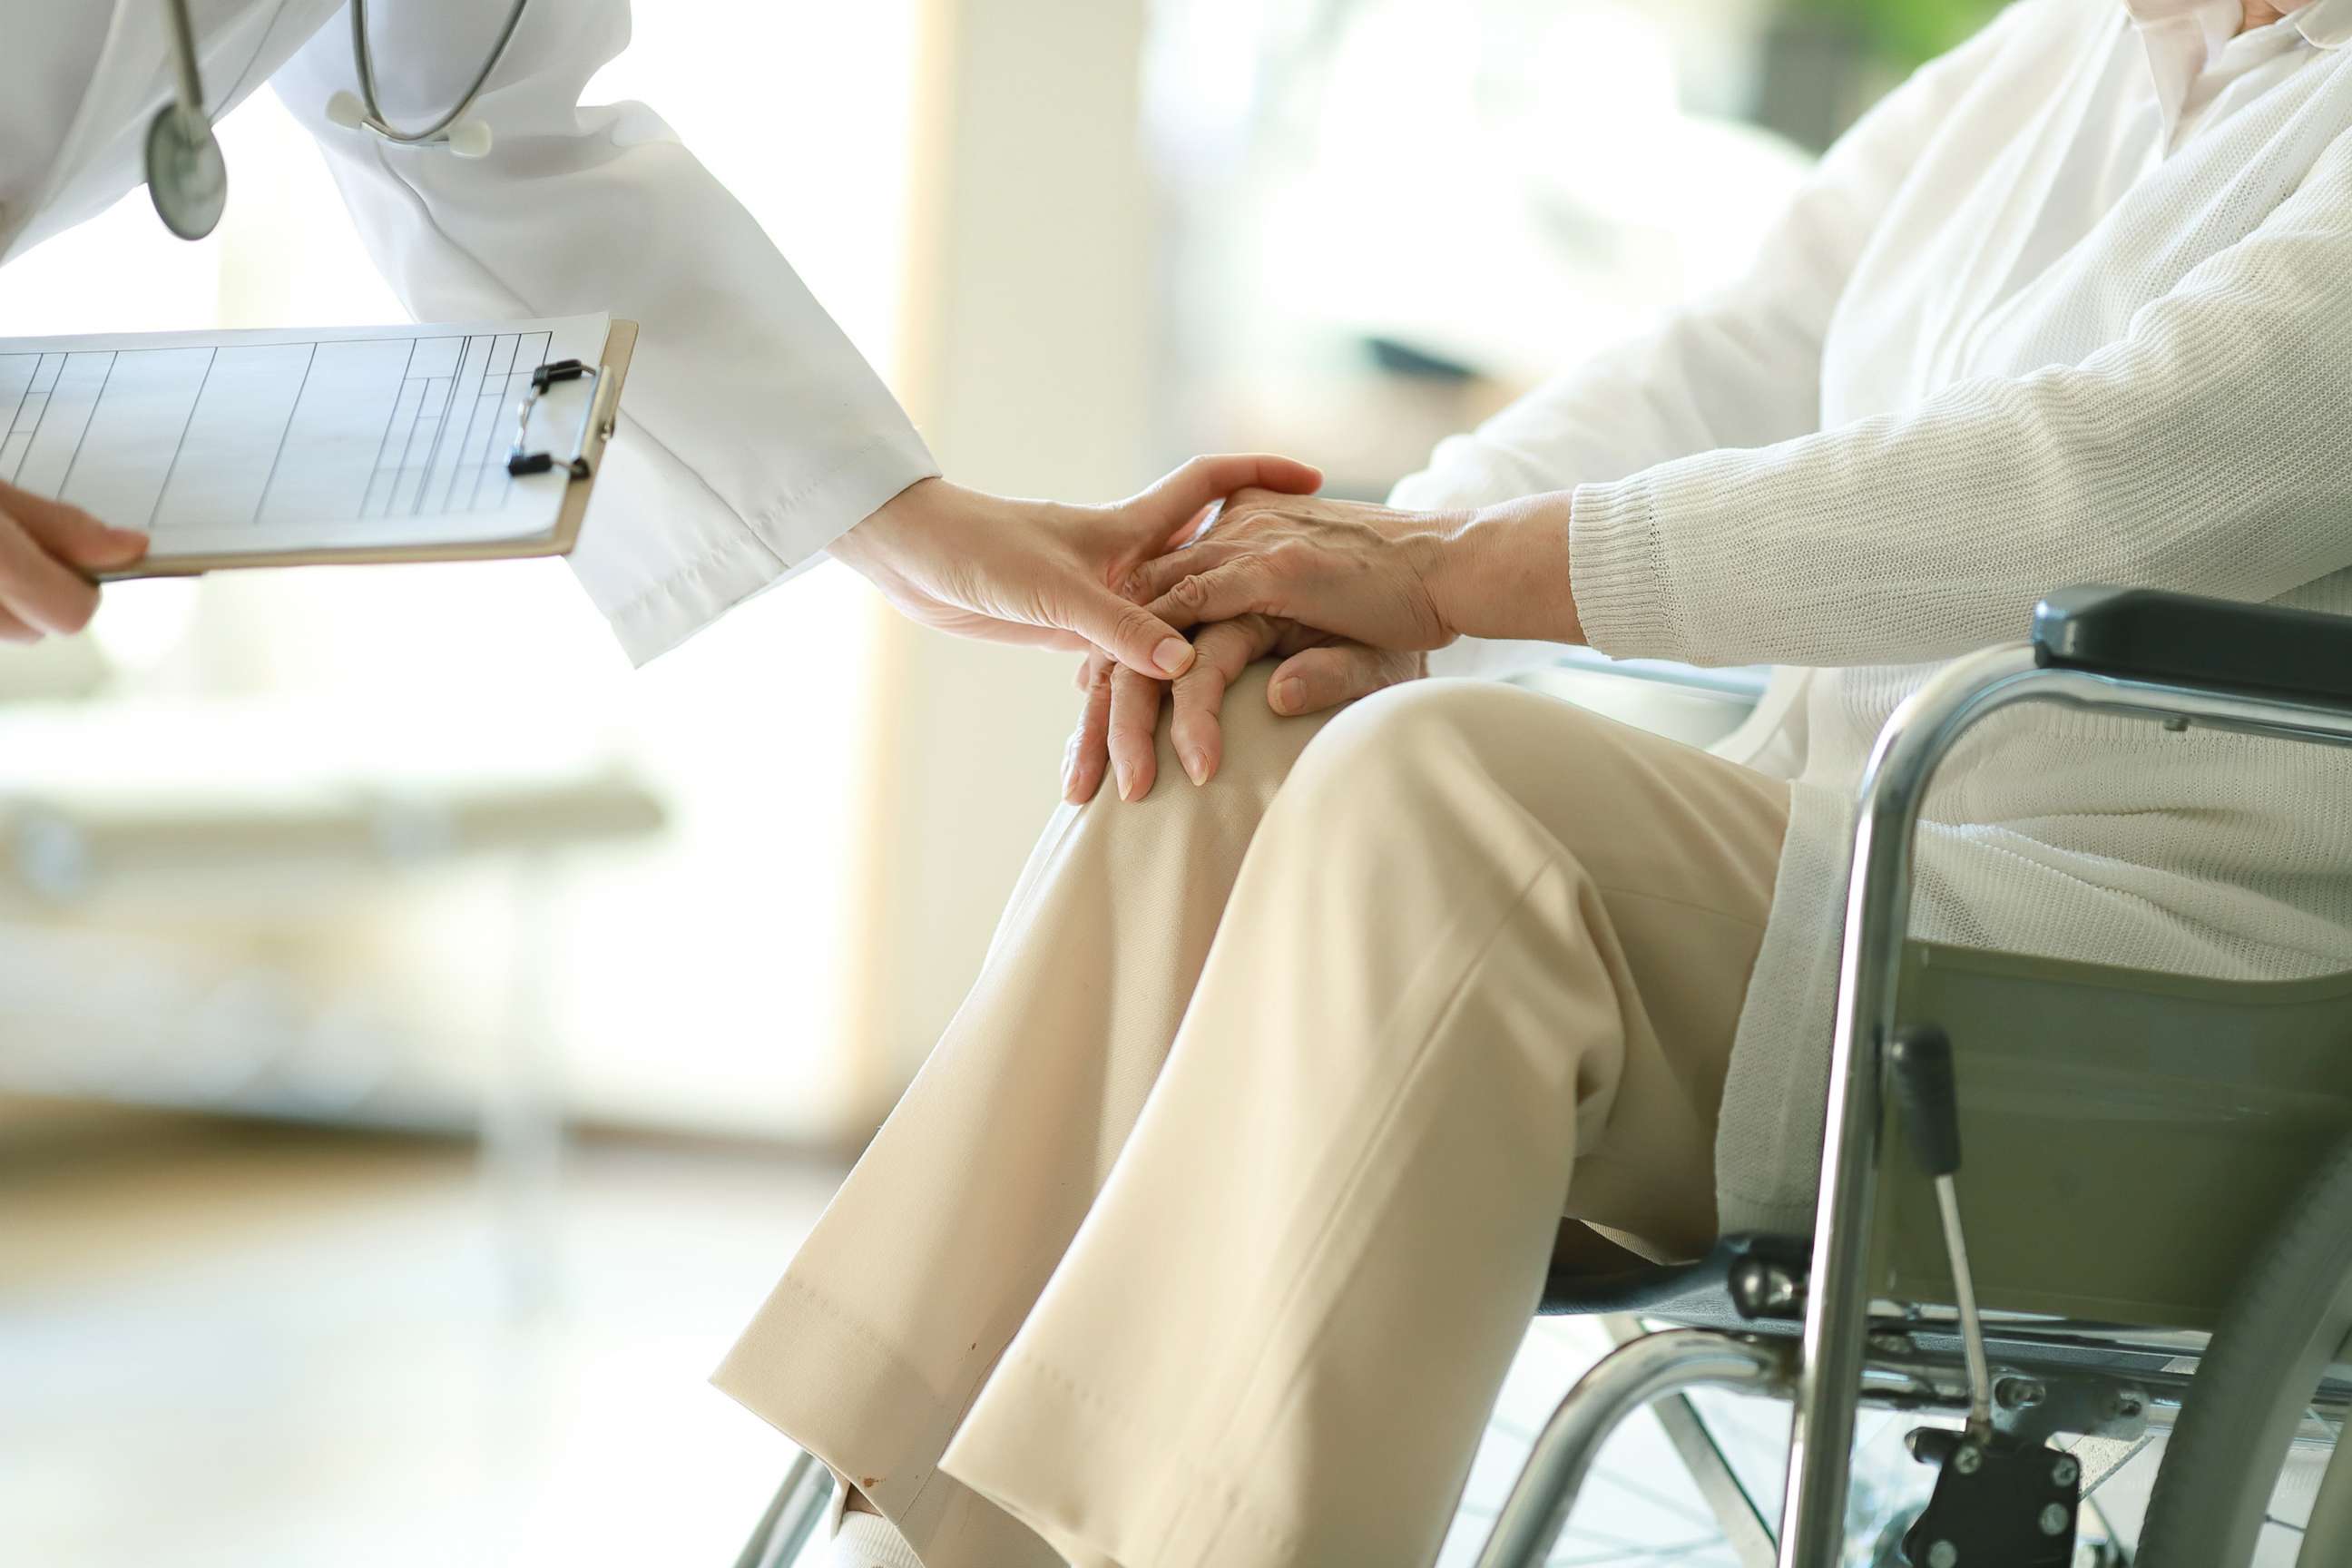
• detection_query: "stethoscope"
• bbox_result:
[147,0,531,241]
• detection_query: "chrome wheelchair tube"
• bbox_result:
[1780,643,2042,1568]
[732,1450,832,1568]
[1777,644,2352,1568]
[1477,1329,1796,1568]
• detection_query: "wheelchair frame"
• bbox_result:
[1481,613,2352,1568]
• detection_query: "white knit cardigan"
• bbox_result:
[1396,0,2352,1235]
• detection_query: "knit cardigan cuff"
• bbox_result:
[1567,477,1681,662]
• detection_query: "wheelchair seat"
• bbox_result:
[1539,928,2352,1336]
[1541,1226,2214,1378]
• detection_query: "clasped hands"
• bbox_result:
[1060,481,1583,804]
[828,453,1566,806]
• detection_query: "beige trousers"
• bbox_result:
[715,668,1790,1568]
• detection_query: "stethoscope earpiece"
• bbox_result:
[324,91,494,158]
[445,121,495,160]
[152,0,526,238]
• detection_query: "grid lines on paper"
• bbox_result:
[0,330,556,534]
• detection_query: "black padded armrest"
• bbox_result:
[2032,585,2352,705]
[1540,1231,1809,1320]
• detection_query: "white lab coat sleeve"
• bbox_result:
[1570,122,2352,671]
[270,2,937,664]
[1404,5,2031,680]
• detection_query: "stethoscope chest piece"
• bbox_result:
[145,106,228,242]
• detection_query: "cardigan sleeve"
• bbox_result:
[1405,3,2032,678]
[1571,123,2352,671]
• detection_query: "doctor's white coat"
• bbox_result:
[0,0,938,664]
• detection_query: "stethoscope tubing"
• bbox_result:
[161,0,530,148]
[344,0,530,144]
[163,0,209,127]
[151,0,530,239]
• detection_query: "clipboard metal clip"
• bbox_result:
[507,357,614,479]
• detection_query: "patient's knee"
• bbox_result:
[1289,679,1525,786]
[1271,678,1594,838]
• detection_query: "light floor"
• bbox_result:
[3,1125,838,1568]
[0,1122,2210,1567]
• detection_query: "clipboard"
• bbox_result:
[90,318,638,579]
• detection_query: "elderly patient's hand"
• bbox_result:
[1060,480,1583,802]
[1062,618,1422,804]
[1122,485,1582,656]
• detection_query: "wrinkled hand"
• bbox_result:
[1119,486,1581,655]
[0,479,146,642]
[828,456,1321,680]
[1061,619,1423,803]
[1055,485,1588,800]
[1117,487,1469,653]
[1055,488,1459,800]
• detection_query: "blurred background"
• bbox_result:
[0,0,1999,1564]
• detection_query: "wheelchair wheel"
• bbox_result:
[2139,1132,2352,1566]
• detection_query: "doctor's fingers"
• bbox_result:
[1168,615,1286,787]
[0,509,107,637]
[1067,456,1321,681]
[3,484,148,573]
[0,487,146,641]
[1061,580,1205,683]
[1267,642,1426,719]
[1114,455,1321,554]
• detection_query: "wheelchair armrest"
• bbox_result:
[2033,585,2352,705]
[1540,1231,1810,1321]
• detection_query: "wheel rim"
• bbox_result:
[2295,1339,2352,1565]
[2138,1132,2352,1568]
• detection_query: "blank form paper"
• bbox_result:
[0,314,611,561]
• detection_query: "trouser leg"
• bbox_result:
[938,679,1789,1568]
[714,668,1335,1567]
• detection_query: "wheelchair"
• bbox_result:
[735,584,2352,1568]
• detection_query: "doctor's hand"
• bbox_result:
[0,479,147,642]
[1061,620,1423,804]
[828,456,1322,681]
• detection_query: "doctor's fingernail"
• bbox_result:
[1113,759,1135,800]
[1182,749,1209,786]
[1272,677,1305,714]
[1152,638,1193,676]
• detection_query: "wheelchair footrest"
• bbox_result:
[1902,1428,2079,1567]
